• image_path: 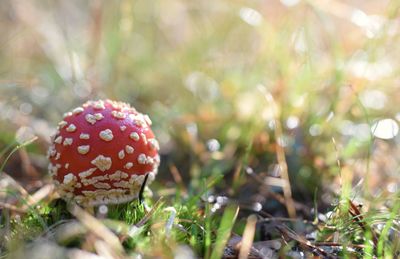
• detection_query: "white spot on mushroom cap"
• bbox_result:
[109,170,129,181]
[79,188,137,206]
[94,113,104,120]
[113,181,131,188]
[72,107,84,115]
[120,171,129,178]
[80,133,90,139]
[125,145,134,154]
[93,100,105,110]
[147,156,154,165]
[67,174,146,205]
[129,174,145,184]
[63,138,73,146]
[78,145,90,155]
[55,152,61,160]
[143,114,152,125]
[120,125,127,132]
[81,174,109,186]
[58,121,68,129]
[118,150,125,159]
[112,110,126,119]
[135,154,158,166]
[91,155,112,172]
[52,131,60,141]
[130,132,140,141]
[78,168,97,178]
[93,175,109,181]
[63,112,73,118]
[85,114,97,125]
[93,182,111,189]
[140,133,147,144]
[137,153,147,164]
[99,129,114,141]
[54,136,63,144]
[66,124,77,132]
[124,162,133,169]
[129,114,147,127]
[108,100,130,110]
[148,138,160,150]
[47,145,56,158]
[63,173,75,184]
[48,163,61,176]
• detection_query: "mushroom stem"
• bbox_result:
[138,174,149,203]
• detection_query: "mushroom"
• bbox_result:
[47,100,160,206]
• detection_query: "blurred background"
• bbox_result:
[0,0,400,218]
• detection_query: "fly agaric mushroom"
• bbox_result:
[47,100,160,206]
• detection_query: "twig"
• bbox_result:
[348,200,379,248]
[276,225,335,258]
[314,242,365,249]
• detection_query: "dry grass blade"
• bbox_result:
[26,184,54,206]
[0,201,26,213]
[314,242,365,249]
[67,249,104,259]
[169,164,187,194]
[0,136,39,213]
[94,239,120,259]
[54,220,87,245]
[0,183,54,213]
[0,136,38,174]
[68,204,124,256]
[0,172,30,198]
[136,197,164,227]
[258,86,296,219]
[19,148,40,178]
[238,214,258,259]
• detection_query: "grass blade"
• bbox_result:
[210,205,239,259]
[0,136,38,174]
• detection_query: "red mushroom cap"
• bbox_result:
[47,100,160,206]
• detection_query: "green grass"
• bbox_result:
[3,193,233,258]
[1,0,400,258]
